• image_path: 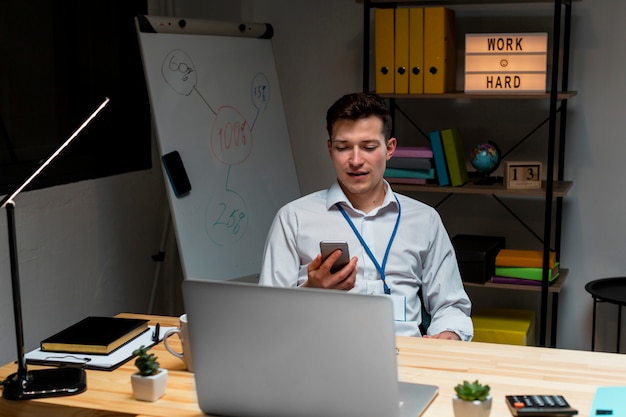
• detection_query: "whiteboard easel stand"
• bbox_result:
[149,206,171,314]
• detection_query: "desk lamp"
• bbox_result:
[1,98,110,400]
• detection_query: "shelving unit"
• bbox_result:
[361,0,576,347]
[391,180,572,197]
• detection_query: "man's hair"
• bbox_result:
[325,92,392,141]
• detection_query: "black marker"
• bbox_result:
[153,323,160,342]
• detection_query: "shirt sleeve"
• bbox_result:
[259,205,305,287]
[420,211,474,341]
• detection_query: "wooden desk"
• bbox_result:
[1,313,625,417]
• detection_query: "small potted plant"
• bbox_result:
[452,380,492,417]
[130,345,168,401]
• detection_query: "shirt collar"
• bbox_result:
[326,179,397,214]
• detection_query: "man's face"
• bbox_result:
[327,116,396,205]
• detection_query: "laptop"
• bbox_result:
[182,279,438,417]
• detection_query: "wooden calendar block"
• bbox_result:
[504,161,542,189]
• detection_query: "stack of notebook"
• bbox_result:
[492,249,559,286]
[385,146,435,185]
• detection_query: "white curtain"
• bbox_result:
[147,0,177,16]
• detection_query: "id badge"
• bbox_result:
[389,294,407,322]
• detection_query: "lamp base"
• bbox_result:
[2,367,86,400]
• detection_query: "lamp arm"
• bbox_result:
[6,202,27,380]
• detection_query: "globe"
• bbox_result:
[470,142,501,184]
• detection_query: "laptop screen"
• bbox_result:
[183,279,437,417]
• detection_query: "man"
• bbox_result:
[259,92,472,340]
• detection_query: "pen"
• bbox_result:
[153,323,160,342]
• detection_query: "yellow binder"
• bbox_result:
[424,7,456,94]
[394,8,409,94]
[408,8,424,94]
[375,8,395,93]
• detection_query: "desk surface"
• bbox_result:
[1,313,625,417]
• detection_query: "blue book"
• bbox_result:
[428,130,450,186]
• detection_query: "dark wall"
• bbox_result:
[0,0,151,194]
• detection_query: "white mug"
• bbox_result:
[163,313,193,372]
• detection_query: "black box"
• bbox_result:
[451,234,505,283]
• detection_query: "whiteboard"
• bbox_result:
[137,18,300,280]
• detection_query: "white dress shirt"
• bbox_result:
[259,180,473,340]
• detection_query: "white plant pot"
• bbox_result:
[131,368,168,402]
[452,395,492,417]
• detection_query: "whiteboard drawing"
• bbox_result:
[160,49,275,246]
[138,29,300,280]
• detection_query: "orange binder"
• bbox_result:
[424,7,456,94]
[394,8,409,94]
[409,8,424,94]
[375,8,395,93]
[495,249,557,269]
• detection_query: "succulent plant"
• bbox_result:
[133,345,160,376]
[454,380,491,402]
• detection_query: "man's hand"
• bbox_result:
[303,250,357,291]
[423,331,461,341]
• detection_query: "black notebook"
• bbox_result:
[41,316,149,355]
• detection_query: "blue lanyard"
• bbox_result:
[335,194,401,295]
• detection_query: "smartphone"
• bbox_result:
[162,151,192,197]
[320,241,350,273]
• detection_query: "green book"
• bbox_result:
[495,263,560,281]
[440,128,469,186]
